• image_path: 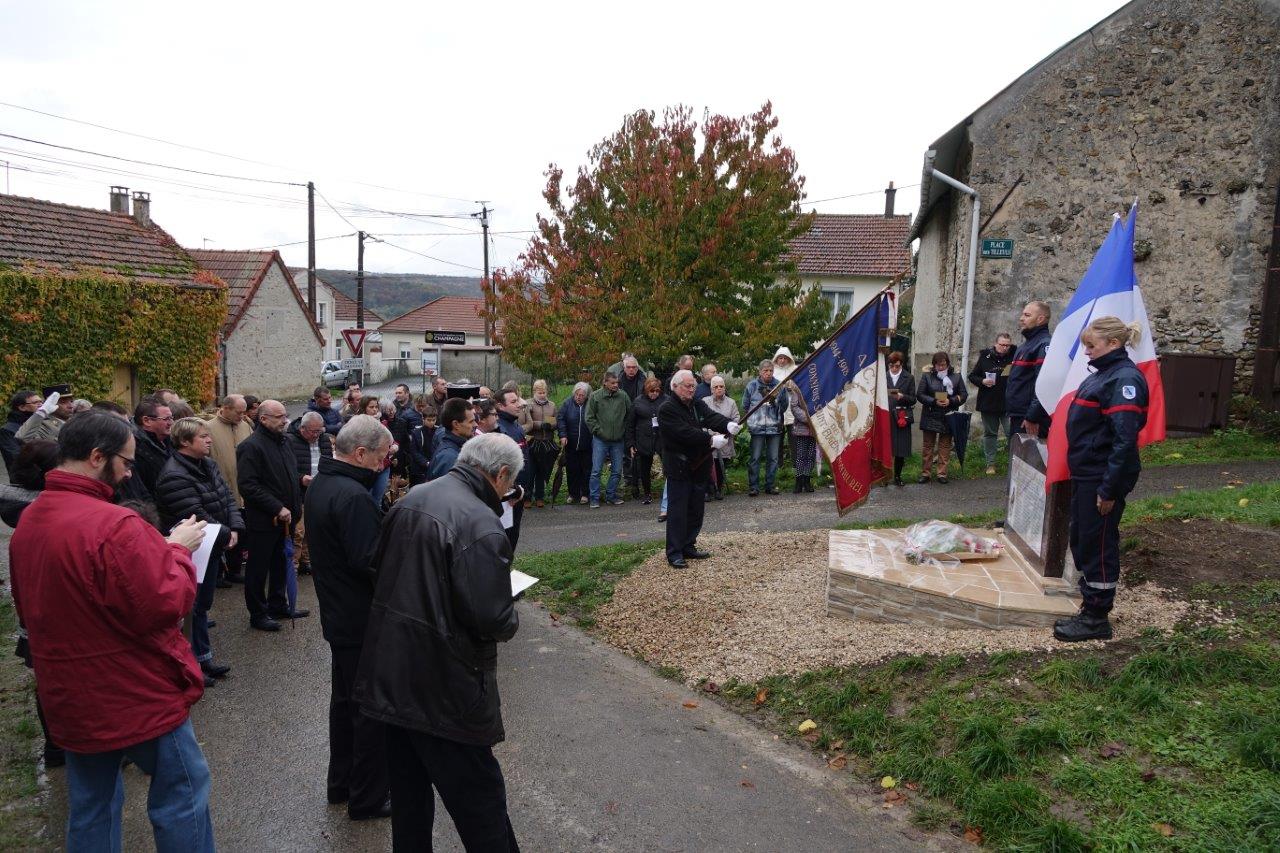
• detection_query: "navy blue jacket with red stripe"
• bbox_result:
[1006,324,1051,423]
[1066,347,1148,500]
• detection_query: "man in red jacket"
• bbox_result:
[9,412,214,852]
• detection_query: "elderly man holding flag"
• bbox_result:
[1032,204,1166,642]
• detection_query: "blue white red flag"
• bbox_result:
[792,291,895,514]
[1035,204,1166,488]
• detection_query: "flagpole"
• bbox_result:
[737,270,908,425]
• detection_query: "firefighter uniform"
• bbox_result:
[1064,347,1149,623]
[1006,323,1052,433]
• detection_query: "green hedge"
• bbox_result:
[0,266,226,405]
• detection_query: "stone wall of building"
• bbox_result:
[225,264,324,399]
[915,0,1280,389]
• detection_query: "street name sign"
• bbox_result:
[981,238,1015,259]
[340,358,365,371]
[424,330,466,346]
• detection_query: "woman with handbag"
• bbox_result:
[916,351,968,484]
[886,352,915,487]
[526,380,559,507]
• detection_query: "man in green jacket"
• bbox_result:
[585,372,631,507]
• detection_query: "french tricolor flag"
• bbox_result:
[1035,203,1166,487]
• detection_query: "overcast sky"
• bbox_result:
[1,0,1127,278]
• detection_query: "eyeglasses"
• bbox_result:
[147,414,174,422]
[112,453,136,470]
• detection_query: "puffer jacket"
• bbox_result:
[10,471,202,753]
[132,426,173,501]
[154,452,244,550]
[742,376,788,435]
[558,397,591,452]
[525,397,558,446]
[307,399,343,436]
[354,463,518,746]
[426,431,467,481]
[916,368,968,434]
[1,411,31,473]
[1006,324,1051,423]
[285,418,335,490]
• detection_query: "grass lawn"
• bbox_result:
[0,594,47,848]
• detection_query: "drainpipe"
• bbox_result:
[930,168,981,401]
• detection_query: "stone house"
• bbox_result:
[787,201,913,324]
[188,249,324,399]
[288,268,385,362]
[908,0,1280,408]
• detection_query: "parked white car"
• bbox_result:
[321,361,350,387]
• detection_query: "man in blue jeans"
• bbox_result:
[586,371,631,507]
[742,359,788,496]
[10,412,215,852]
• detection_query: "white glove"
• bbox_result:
[38,392,60,416]
[726,421,742,436]
[711,434,729,451]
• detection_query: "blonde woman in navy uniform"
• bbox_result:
[1054,316,1149,643]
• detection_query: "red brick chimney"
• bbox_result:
[109,186,130,215]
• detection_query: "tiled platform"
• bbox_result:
[827,528,1079,629]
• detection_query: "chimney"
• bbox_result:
[884,181,896,218]
[109,186,130,215]
[131,191,151,227]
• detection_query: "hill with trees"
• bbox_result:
[316,269,483,320]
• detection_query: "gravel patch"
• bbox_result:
[596,529,1188,686]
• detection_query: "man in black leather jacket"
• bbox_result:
[355,432,523,851]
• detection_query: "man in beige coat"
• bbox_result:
[204,394,253,585]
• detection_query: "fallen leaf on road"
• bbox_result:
[754,688,769,706]
[702,681,720,694]
[964,826,984,845]
[1239,498,1250,507]
[682,701,698,709]
[1152,822,1174,837]
[1167,452,1183,459]
[604,801,619,815]
[1162,503,1175,509]
[883,790,906,806]
[570,591,580,598]
[1174,485,1186,490]
[1224,485,1236,490]
[829,739,845,750]
[797,719,817,733]
[740,779,755,790]
[905,782,919,791]
[802,732,820,743]
[827,755,847,769]
[881,775,897,789]
[1099,741,1127,759]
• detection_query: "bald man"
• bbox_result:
[236,400,307,631]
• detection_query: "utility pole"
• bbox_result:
[477,204,492,346]
[356,230,366,385]
[307,181,316,313]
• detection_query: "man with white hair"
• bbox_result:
[286,410,334,574]
[305,415,394,821]
[659,369,741,568]
[356,432,523,850]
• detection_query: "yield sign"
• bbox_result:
[340,328,368,357]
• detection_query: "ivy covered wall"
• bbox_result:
[0,267,227,405]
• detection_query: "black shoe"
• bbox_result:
[938,475,949,484]
[349,798,393,821]
[917,475,930,484]
[216,577,233,589]
[764,487,780,495]
[225,573,245,584]
[297,561,312,576]
[1054,607,1085,629]
[748,489,760,497]
[668,558,688,569]
[250,617,281,632]
[203,674,216,687]
[1054,612,1113,643]
[206,619,217,628]
[713,490,725,501]
[658,513,667,522]
[793,480,804,494]
[201,661,231,679]
[327,787,350,805]
[269,608,310,619]
[684,549,711,560]
[805,477,815,493]
[893,477,904,487]
[643,495,652,505]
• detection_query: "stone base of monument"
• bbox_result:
[827,528,1080,630]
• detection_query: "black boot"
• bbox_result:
[1053,611,1113,642]
[793,477,804,494]
[805,475,815,493]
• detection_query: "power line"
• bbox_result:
[375,239,486,273]
[0,132,306,187]
[376,229,537,237]
[0,100,480,203]
[313,187,363,232]
[249,233,356,251]
[805,183,919,206]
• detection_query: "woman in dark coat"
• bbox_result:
[625,377,664,504]
[885,351,916,487]
[916,351,968,484]
[557,382,593,504]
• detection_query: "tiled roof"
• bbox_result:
[288,269,384,325]
[188,249,323,343]
[0,193,206,287]
[380,295,489,335]
[787,213,913,278]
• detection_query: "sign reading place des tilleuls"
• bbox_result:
[1004,434,1070,578]
[424,330,467,346]
[981,238,1015,259]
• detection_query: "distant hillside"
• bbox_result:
[315,270,483,321]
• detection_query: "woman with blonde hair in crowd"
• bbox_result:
[526,380,558,507]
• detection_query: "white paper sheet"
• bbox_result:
[190,523,221,584]
[500,503,514,529]
[511,569,539,597]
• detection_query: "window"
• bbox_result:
[335,339,343,360]
[316,302,327,327]
[821,289,855,322]
[399,342,412,360]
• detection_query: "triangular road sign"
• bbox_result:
[340,328,368,357]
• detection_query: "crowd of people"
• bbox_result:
[0,295,1150,849]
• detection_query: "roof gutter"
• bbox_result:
[928,166,981,401]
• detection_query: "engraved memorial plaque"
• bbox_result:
[1005,434,1070,577]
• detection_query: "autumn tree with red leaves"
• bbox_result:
[487,102,829,379]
